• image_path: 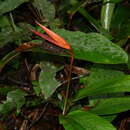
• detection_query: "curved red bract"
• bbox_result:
[31,21,71,50]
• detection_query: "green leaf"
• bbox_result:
[90,97,130,115]
[0,89,27,114]
[0,86,16,96]
[81,65,124,86]
[0,102,14,114]
[7,89,26,112]
[0,22,32,47]
[74,75,130,101]
[54,29,128,64]
[60,110,116,130]
[0,0,29,15]
[32,0,55,22]
[32,81,41,96]
[0,16,11,28]
[102,115,117,122]
[39,62,62,99]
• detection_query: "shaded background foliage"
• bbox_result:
[0,0,130,129]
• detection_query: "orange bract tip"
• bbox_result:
[35,21,71,50]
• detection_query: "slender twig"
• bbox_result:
[62,50,74,115]
[58,74,88,88]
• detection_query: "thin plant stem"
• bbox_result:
[9,12,17,32]
[62,49,74,115]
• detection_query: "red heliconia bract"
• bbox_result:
[31,21,72,50]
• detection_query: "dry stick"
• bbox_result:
[62,49,74,115]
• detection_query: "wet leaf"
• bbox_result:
[54,29,128,64]
[60,110,116,130]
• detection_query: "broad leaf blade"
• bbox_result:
[39,62,62,99]
[82,65,124,86]
[60,110,116,130]
[90,97,130,115]
[74,75,130,101]
[54,29,128,64]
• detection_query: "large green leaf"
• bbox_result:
[81,65,124,86]
[0,89,26,114]
[60,110,116,130]
[90,97,130,115]
[54,29,128,64]
[0,0,29,15]
[39,62,62,99]
[74,75,130,101]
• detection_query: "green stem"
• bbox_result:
[9,12,17,32]
[101,0,115,31]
